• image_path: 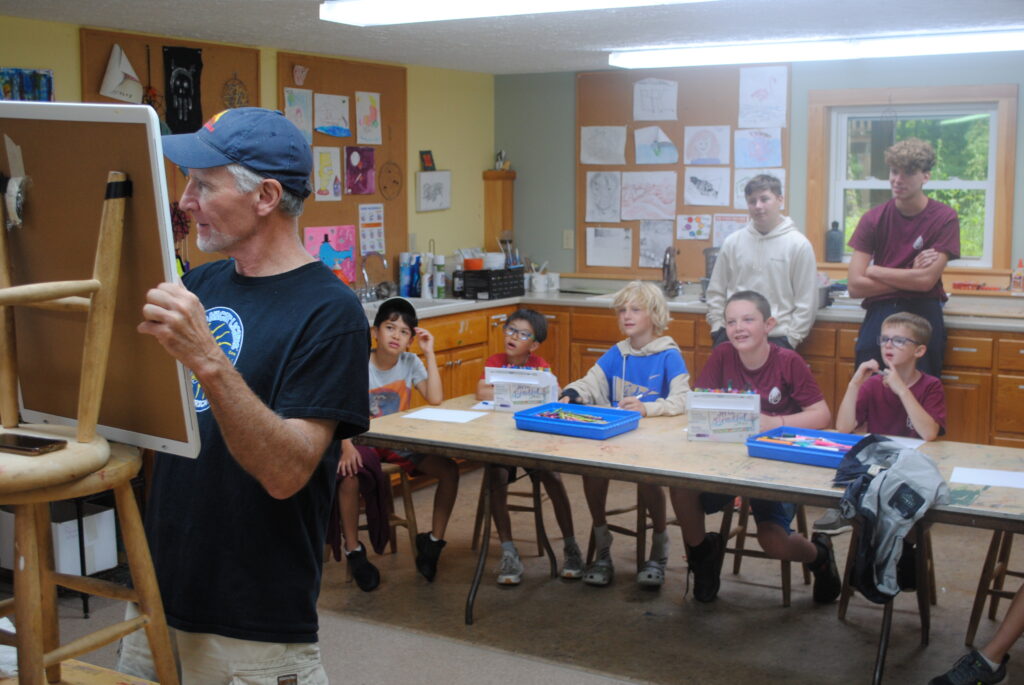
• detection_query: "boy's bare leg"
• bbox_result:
[539,470,575,539]
[582,475,610,527]
[669,487,707,547]
[488,467,513,542]
[984,585,1024,662]
[756,522,816,563]
[416,455,459,539]
[639,483,667,533]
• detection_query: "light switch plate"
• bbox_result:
[562,229,574,250]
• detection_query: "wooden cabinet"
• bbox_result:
[441,344,487,398]
[940,369,992,444]
[532,306,570,386]
[570,341,609,381]
[410,310,489,408]
[484,307,517,357]
[483,169,516,250]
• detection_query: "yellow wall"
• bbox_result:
[0,15,494,251]
[406,64,493,255]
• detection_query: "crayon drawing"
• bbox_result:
[677,214,711,240]
[684,126,730,165]
[355,91,382,145]
[580,126,626,164]
[304,225,356,284]
[621,171,676,220]
[585,171,621,222]
[634,126,678,165]
[684,166,730,207]
[313,146,342,201]
[738,66,787,128]
[345,146,376,195]
[735,128,782,168]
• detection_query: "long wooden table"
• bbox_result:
[356,396,1024,682]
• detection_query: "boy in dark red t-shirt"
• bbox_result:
[670,291,841,605]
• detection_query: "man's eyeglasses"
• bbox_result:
[878,335,919,349]
[503,325,534,342]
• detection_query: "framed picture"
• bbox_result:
[419,149,436,171]
[416,170,451,212]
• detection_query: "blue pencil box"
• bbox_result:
[746,427,862,469]
[513,402,641,440]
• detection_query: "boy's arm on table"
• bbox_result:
[413,326,444,405]
[629,372,690,417]
[761,399,831,432]
[559,364,610,405]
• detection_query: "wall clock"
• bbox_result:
[379,160,402,200]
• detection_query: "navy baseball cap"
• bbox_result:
[162,107,313,199]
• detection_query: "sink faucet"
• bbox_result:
[360,252,390,302]
[662,247,679,298]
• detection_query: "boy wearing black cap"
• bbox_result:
[338,297,458,588]
[126,107,368,683]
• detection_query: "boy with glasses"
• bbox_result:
[477,308,583,584]
[815,312,947,535]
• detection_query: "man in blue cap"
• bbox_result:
[120,107,369,683]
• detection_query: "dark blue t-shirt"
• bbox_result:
[146,259,369,643]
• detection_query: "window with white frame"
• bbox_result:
[829,103,997,268]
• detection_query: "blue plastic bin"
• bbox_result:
[746,427,862,469]
[513,403,641,440]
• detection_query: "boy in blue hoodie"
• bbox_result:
[559,281,690,588]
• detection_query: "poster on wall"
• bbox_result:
[163,46,203,133]
[634,126,678,165]
[633,78,678,121]
[621,171,676,220]
[683,126,730,165]
[284,87,313,144]
[314,93,350,137]
[359,203,386,255]
[734,128,782,168]
[713,213,749,248]
[580,126,626,164]
[684,166,730,207]
[585,171,621,222]
[313,146,342,201]
[355,91,382,145]
[345,146,376,195]
[586,227,632,267]
[677,214,711,240]
[0,68,54,102]
[738,66,787,128]
[304,225,356,284]
[416,170,451,212]
[639,220,674,268]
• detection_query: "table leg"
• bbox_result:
[465,465,493,625]
[528,471,557,578]
[872,599,894,685]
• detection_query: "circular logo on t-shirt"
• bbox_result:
[767,386,782,405]
[193,306,243,412]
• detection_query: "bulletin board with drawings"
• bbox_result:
[574,65,791,281]
[277,52,407,292]
[79,27,262,273]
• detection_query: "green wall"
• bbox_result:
[496,52,1024,273]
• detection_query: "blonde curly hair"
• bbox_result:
[611,281,671,335]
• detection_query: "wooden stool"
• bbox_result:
[965,530,1022,646]
[718,497,810,607]
[342,462,418,581]
[471,468,547,555]
[0,439,178,685]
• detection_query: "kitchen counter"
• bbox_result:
[364,289,1023,333]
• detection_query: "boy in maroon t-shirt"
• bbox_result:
[837,311,946,441]
[847,137,960,377]
[669,291,841,605]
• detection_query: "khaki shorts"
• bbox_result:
[117,603,329,685]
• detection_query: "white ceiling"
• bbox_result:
[3,0,1024,74]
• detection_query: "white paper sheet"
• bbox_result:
[738,66,788,128]
[950,467,1024,490]
[683,125,730,165]
[684,166,730,207]
[634,126,678,164]
[312,146,342,201]
[713,213,749,248]
[585,171,621,222]
[355,91,383,145]
[734,128,782,168]
[586,227,632,267]
[580,126,626,164]
[99,44,143,104]
[314,93,350,137]
[633,78,678,121]
[639,220,675,268]
[621,171,676,220]
[677,214,711,240]
[284,87,313,145]
[403,408,486,423]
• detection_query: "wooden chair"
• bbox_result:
[965,530,1021,646]
[0,171,178,684]
[585,486,650,573]
[471,468,547,555]
[343,461,418,581]
[718,498,811,607]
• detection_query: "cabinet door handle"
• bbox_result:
[941,375,959,381]
[1018,349,1024,355]
[445,360,453,368]
[455,359,463,366]
[586,347,605,353]
[952,347,977,353]
[545,314,557,320]
[1019,384,1024,391]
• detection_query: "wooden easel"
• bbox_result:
[0,171,179,685]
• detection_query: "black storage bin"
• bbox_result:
[459,268,525,300]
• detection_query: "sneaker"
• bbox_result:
[561,541,584,579]
[415,532,446,582]
[813,508,852,535]
[496,549,524,585]
[345,544,380,592]
[582,559,614,586]
[808,533,842,604]
[929,649,1008,685]
[637,558,666,588]
[687,532,724,603]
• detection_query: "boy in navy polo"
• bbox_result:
[669,290,841,604]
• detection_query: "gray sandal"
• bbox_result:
[637,559,666,587]
[583,559,614,586]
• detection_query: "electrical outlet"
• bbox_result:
[408,233,417,251]
[562,229,574,250]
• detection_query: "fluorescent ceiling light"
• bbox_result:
[320,0,718,27]
[609,29,1024,68]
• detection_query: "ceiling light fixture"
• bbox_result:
[609,29,1024,69]
[319,0,718,27]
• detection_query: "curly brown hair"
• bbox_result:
[884,138,936,174]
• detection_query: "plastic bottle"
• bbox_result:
[398,252,411,297]
[409,254,422,297]
[422,253,434,300]
[1012,258,1024,292]
[434,254,447,298]
[825,221,844,263]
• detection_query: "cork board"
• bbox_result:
[277,52,407,290]
[0,101,199,457]
[80,27,261,271]
[575,66,791,281]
